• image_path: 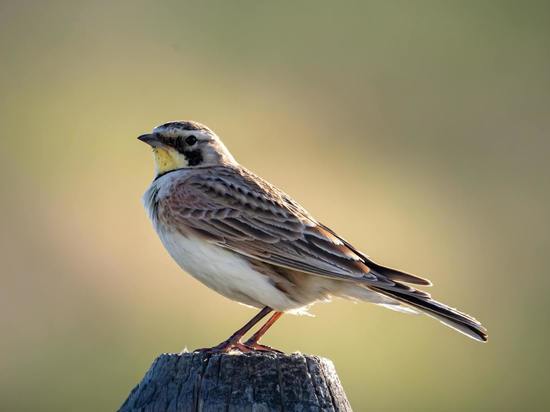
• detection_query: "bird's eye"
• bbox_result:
[186,135,197,146]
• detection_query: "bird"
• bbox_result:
[138,120,487,352]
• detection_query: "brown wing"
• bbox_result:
[160,166,430,287]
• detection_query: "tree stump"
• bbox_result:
[119,351,352,412]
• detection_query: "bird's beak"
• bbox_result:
[137,133,161,147]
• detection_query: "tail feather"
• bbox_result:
[370,263,433,286]
[370,285,488,342]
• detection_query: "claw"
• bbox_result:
[244,342,284,353]
[195,339,253,354]
[195,339,283,354]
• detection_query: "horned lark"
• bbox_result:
[139,120,487,352]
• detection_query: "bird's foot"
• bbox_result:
[195,340,283,354]
[195,339,253,354]
[243,340,283,353]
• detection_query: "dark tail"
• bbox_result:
[370,285,488,342]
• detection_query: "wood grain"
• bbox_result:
[119,351,352,412]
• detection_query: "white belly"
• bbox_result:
[156,227,300,311]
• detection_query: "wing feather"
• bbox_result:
[160,166,429,288]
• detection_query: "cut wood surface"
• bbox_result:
[119,351,352,412]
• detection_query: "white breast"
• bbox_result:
[155,227,301,311]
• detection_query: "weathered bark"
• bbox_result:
[119,351,352,412]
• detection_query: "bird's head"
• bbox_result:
[138,120,236,176]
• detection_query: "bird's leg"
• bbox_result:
[244,311,284,353]
[196,306,272,353]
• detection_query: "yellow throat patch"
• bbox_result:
[152,147,186,175]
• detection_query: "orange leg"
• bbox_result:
[244,311,284,353]
[196,306,272,353]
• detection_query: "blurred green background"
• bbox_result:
[1,1,549,410]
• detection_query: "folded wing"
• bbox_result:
[163,166,430,290]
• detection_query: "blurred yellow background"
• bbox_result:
[1,1,549,410]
